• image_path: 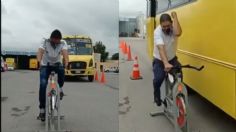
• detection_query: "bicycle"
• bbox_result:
[150,64,204,132]
[37,64,71,132]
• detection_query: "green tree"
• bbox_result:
[93,41,109,62]
[111,53,119,60]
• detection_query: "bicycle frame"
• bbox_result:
[45,71,63,132]
[164,67,189,132]
[150,65,204,132]
[37,63,70,132]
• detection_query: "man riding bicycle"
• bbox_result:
[37,29,69,121]
[153,12,182,106]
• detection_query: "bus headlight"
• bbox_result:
[89,59,93,67]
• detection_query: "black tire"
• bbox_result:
[88,75,94,82]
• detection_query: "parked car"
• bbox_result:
[7,64,14,71]
[114,68,119,73]
[5,58,15,71]
[105,67,119,73]
[104,67,110,72]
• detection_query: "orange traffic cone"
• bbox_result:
[130,56,143,80]
[121,41,124,53]
[95,70,99,81]
[122,42,128,54]
[119,40,124,49]
[100,70,106,83]
[127,45,133,61]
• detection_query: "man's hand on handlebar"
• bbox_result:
[164,62,173,72]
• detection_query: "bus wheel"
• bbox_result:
[88,75,94,82]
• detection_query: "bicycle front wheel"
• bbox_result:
[49,96,56,130]
[176,96,187,128]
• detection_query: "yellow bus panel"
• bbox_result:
[29,58,38,69]
[147,0,236,119]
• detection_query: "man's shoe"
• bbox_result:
[37,113,45,122]
[154,98,162,107]
[60,91,64,100]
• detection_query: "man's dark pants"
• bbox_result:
[152,56,181,105]
[39,65,65,109]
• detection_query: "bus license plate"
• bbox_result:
[75,70,82,74]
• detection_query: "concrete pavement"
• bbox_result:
[1,70,118,132]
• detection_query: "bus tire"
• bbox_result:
[88,75,94,82]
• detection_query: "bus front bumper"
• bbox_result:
[65,67,95,76]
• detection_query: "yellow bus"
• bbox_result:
[63,35,95,82]
[29,58,38,69]
[146,0,236,119]
[5,58,15,70]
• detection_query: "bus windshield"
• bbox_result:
[64,38,93,55]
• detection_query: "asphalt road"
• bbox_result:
[1,70,118,132]
[118,38,236,132]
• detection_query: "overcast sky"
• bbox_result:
[119,0,146,18]
[2,0,118,54]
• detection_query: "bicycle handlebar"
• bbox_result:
[172,65,204,71]
[46,62,66,68]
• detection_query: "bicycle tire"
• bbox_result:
[50,95,56,130]
[176,96,187,128]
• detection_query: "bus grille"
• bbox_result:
[69,61,87,69]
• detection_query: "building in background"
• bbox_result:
[119,13,145,38]
[1,50,37,70]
